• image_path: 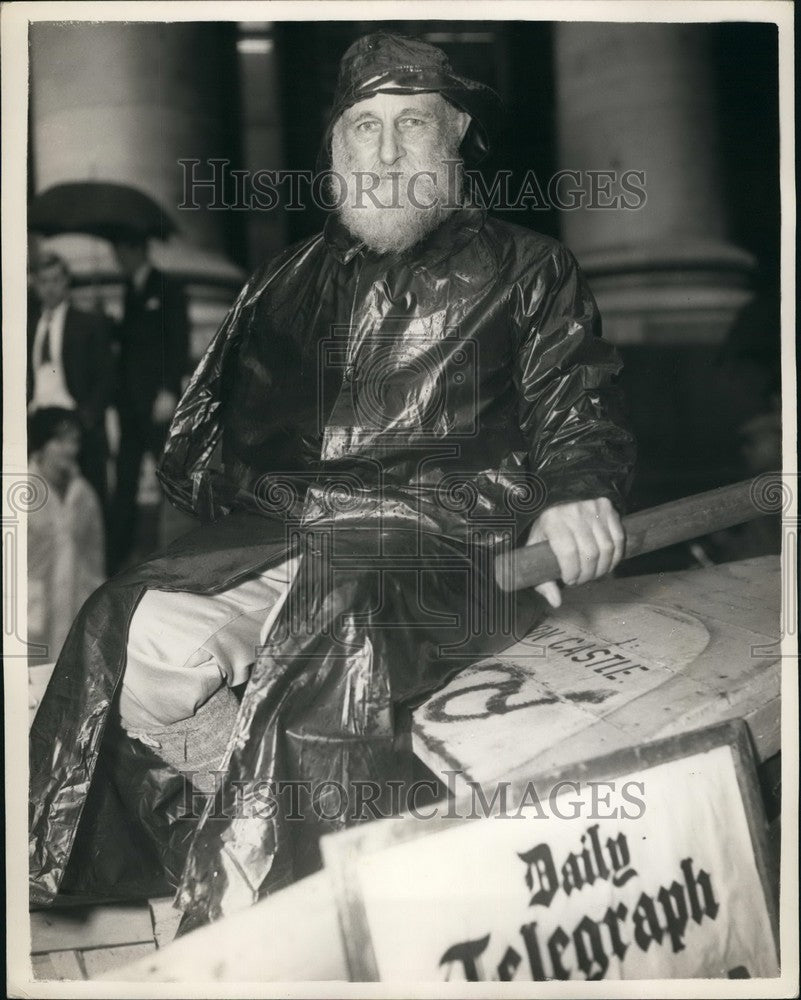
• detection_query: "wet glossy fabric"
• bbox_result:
[29,206,635,921]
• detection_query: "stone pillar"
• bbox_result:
[553,24,762,505]
[553,22,754,346]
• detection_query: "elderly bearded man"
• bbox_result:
[30,33,635,929]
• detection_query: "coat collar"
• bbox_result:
[323,204,487,272]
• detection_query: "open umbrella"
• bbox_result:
[28,181,177,240]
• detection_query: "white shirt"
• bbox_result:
[132,262,152,294]
[30,300,76,412]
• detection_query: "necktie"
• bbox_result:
[40,313,52,365]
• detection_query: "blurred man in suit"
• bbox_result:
[27,252,113,508]
[109,230,190,572]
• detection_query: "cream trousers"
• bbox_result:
[119,557,299,732]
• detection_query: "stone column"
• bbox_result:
[553,23,763,504]
[553,22,754,346]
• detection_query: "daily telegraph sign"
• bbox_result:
[323,721,779,983]
[439,822,723,981]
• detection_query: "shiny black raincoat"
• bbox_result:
[29,204,635,925]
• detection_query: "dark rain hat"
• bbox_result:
[318,31,503,169]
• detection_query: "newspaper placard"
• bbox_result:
[323,720,778,982]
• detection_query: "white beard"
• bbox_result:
[330,129,463,255]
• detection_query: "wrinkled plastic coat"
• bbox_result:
[29,206,635,923]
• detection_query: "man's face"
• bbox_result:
[34,264,69,311]
[331,91,470,254]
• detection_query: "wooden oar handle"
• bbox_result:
[494,478,762,592]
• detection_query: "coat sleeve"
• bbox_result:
[513,244,636,518]
[156,265,269,520]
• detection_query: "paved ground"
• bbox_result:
[30,897,182,980]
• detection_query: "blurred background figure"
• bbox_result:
[27,408,106,664]
[698,289,783,563]
[109,230,190,573]
[27,252,113,512]
[720,291,782,474]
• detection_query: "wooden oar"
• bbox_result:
[494,478,766,592]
